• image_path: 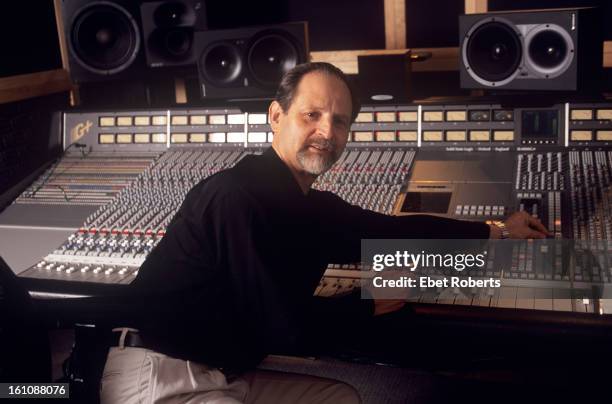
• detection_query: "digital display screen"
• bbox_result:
[522,110,558,138]
[401,192,451,214]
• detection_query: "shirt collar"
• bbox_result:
[257,147,307,198]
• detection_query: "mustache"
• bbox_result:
[305,138,336,151]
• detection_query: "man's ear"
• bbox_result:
[268,101,283,134]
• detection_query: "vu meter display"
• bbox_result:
[522,110,559,142]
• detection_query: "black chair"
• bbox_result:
[62,324,112,404]
[0,256,51,382]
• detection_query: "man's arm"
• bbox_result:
[319,192,549,264]
[319,193,487,264]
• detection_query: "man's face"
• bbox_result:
[270,71,352,177]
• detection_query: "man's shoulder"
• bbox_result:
[194,166,251,200]
[310,188,349,205]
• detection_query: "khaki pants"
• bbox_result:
[100,347,360,404]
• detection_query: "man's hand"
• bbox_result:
[374,299,406,316]
[490,211,551,239]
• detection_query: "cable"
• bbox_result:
[25,143,90,199]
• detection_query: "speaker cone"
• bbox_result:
[465,21,521,82]
[200,43,242,85]
[149,28,193,61]
[528,30,568,69]
[165,29,192,57]
[248,33,299,87]
[70,2,140,74]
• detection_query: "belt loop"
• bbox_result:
[112,327,139,350]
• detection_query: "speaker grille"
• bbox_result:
[200,42,243,85]
[70,2,140,75]
[465,21,522,83]
[248,32,299,87]
[529,30,567,69]
[524,24,574,78]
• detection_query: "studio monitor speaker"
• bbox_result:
[196,22,309,100]
[61,0,144,83]
[459,8,602,91]
[140,0,207,68]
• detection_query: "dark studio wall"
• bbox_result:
[0,1,63,78]
[0,1,68,197]
[403,0,467,98]
[206,0,386,51]
[405,0,464,48]
[0,93,68,198]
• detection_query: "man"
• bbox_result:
[100,62,549,403]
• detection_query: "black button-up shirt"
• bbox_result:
[123,147,490,371]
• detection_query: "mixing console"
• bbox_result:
[1,102,611,319]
